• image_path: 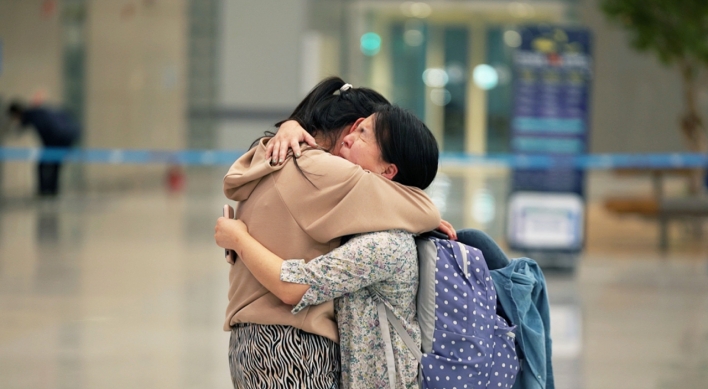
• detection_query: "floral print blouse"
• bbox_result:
[280,230,421,389]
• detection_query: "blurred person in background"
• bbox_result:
[7,100,81,197]
[216,105,440,389]
[213,77,446,389]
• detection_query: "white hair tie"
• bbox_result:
[339,83,353,92]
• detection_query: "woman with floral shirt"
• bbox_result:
[228,226,420,389]
[215,105,441,389]
[287,229,422,389]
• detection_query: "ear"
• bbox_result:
[348,117,366,134]
[380,163,398,181]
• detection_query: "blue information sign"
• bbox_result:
[511,26,593,194]
[508,26,593,254]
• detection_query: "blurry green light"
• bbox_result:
[360,32,381,56]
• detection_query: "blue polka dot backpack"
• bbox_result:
[377,236,519,389]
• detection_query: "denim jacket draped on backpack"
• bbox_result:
[456,229,555,389]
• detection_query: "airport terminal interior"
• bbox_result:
[1,1,708,388]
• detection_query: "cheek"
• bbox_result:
[338,146,354,164]
[346,148,359,163]
[363,145,380,162]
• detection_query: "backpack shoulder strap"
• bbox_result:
[377,302,423,389]
[457,241,470,278]
[377,303,399,389]
[379,302,423,361]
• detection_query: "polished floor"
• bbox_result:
[1,168,707,389]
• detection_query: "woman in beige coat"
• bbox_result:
[217,78,442,389]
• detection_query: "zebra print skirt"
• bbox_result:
[229,324,340,389]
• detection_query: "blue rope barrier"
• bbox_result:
[1,147,707,170]
[0,147,244,166]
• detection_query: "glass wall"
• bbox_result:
[187,0,221,150]
[442,26,469,153]
[62,0,86,130]
[341,1,577,155]
[390,21,427,121]
[485,27,515,153]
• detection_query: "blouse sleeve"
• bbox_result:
[280,230,414,314]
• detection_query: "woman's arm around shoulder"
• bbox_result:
[278,152,441,243]
[214,217,310,305]
[281,230,416,312]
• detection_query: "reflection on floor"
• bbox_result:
[1,176,707,389]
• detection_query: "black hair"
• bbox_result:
[249,77,390,187]
[272,76,390,151]
[373,105,439,190]
[7,101,25,118]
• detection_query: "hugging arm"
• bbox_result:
[223,138,442,239]
[281,231,410,313]
[214,218,309,305]
[215,218,407,308]
[279,153,441,241]
[267,127,457,239]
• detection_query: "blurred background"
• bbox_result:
[1,0,707,388]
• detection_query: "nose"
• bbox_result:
[342,132,355,148]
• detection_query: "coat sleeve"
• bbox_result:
[276,150,441,243]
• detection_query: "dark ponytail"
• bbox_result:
[271,77,390,152]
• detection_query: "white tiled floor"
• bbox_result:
[1,171,707,389]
